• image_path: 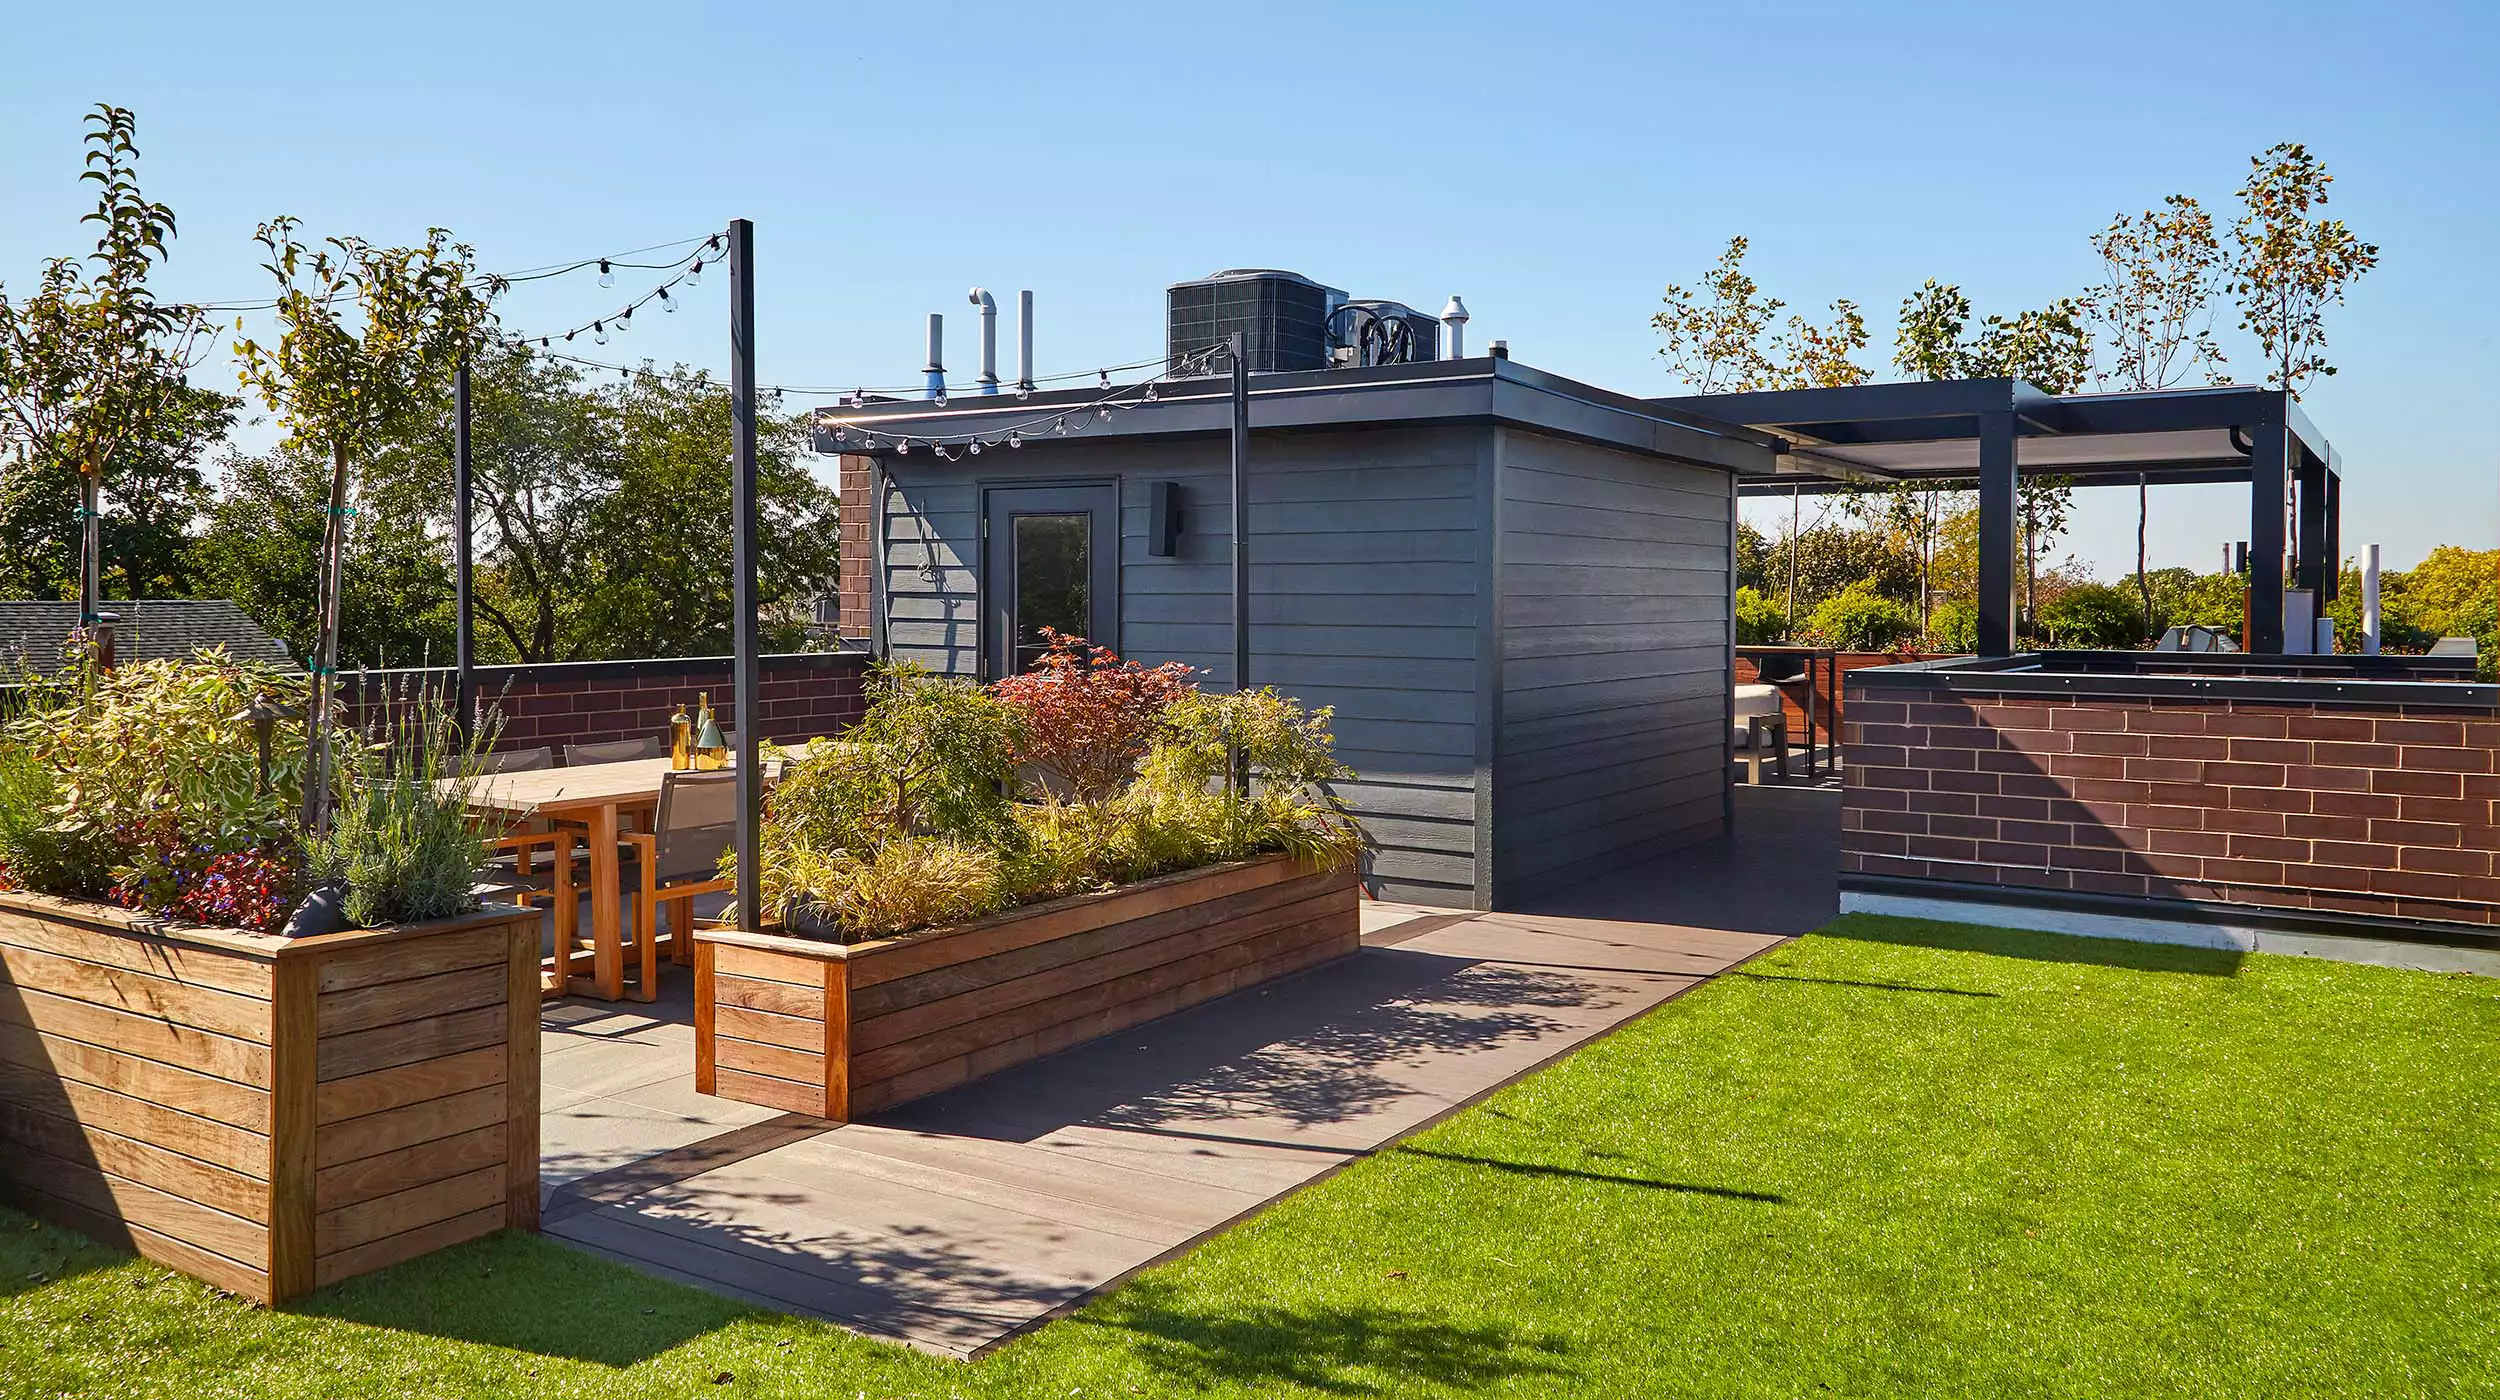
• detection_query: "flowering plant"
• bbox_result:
[988,630,1197,804]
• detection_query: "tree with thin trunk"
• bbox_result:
[0,105,214,676]
[2228,142,2377,399]
[2085,195,2229,638]
[232,220,496,830]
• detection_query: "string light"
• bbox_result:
[597,259,615,288]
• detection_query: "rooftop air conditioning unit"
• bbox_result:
[1165,269,1343,375]
[1329,299,1440,367]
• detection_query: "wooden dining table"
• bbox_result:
[448,755,775,1002]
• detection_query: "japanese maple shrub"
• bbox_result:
[988,629,1196,804]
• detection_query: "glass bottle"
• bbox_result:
[668,701,693,771]
[693,692,727,771]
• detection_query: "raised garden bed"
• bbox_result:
[0,892,540,1303]
[694,854,1360,1121]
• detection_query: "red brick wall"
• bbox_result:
[836,454,874,642]
[343,653,870,757]
[1841,683,2500,928]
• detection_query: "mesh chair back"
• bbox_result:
[654,769,741,883]
[565,736,667,765]
[473,746,556,774]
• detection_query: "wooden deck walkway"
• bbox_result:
[538,903,1786,1357]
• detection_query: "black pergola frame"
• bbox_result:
[1651,380,2341,656]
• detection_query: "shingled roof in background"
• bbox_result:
[0,600,297,671]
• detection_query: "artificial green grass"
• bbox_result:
[2,915,2495,1398]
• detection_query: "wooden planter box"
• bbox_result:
[0,892,541,1303]
[694,855,1360,1121]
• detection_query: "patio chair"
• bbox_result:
[1731,684,1790,784]
[562,736,667,765]
[620,769,741,997]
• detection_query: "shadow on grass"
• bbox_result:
[0,1206,129,1300]
[1072,1277,1575,1395]
[1393,1147,1785,1202]
[290,1231,749,1368]
[1732,971,2001,998]
[1817,913,2246,976]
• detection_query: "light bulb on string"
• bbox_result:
[658,287,675,313]
[685,259,703,288]
[1007,430,1023,449]
[1015,384,1031,401]
[1053,418,1068,436]
[593,321,608,346]
[1144,382,1159,402]
[597,260,615,288]
[934,389,949,407]
[896,439,910,455]
[968,439,983,455]
[1098,369,1109,390]
[1096,403,1111,421]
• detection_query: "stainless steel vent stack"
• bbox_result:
[1017,290,1035,396]
[968,288,1000,394]
[923,314,946,401]
[1440,295,1469,359]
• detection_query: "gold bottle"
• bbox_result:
[668,701,693,771]
[693,692,727,771]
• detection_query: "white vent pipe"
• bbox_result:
[1440,295,1469,359]
[968,288,999,394]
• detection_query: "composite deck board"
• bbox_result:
[540,897,1784,1358]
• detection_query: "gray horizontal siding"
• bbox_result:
[1493,431,1731,903]
[875,426,1494,906]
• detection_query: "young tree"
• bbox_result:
[1652,236,1784,394]
[2086,195,2230,638]
[2229,142,2378,398]
[1654,235,1873,394]
[232,219,495,828]
[1894,282,2092,634]
[1881,281,1982,635]
[0,105,217,665]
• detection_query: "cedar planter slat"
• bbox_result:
[694,856,1361,1122]
[0,891,541,1304]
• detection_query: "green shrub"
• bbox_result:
[1809,580,1918,652]
[2038,584,2147,649]
[780,837,1011,940]
[1734,587,1789,646]
[306,679,491,928]
[3,652,303,913]
[1926,599,1979,654]
[749,671,1363,942]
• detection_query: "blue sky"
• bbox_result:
[4,0,2493,573]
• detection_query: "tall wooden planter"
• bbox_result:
[0,893,541,1303]
[695,856,1360,1121]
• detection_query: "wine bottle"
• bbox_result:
[668,702,693,771]
[693,692,727,771]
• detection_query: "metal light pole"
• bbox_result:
[1229,332,1250,693]
[727,218,762,932]
[452,352,475,738]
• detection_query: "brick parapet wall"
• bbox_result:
[342,652,870,756]
[1840,679,2500,928]
[836,453,873,644]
